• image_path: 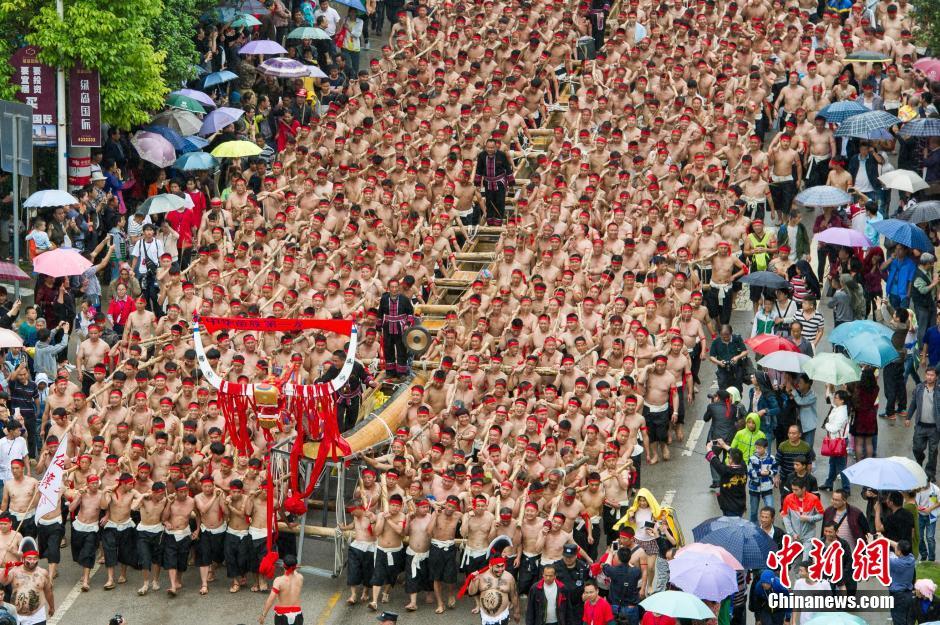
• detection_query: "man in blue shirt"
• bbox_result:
[882,245,918,309]
[922,312,940,369]
[888,539,915,625]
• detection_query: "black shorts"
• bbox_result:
[517,553,541,596]
[643,406,670,443]
[347,545,375,587]
[37,521,63,564]
[405,550,432,594]
[274,612,304,625]
[101,526,139,569]
[460,551,487,575]
[137,530,163,570]
[224,532,251,579]
[370,546,404,587]
[162,534,192,572]
[197,529,226,566]
[71,527,98,569]
[673,389,686,424]
[428,543,459,584]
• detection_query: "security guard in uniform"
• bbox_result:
[554,544,590,624]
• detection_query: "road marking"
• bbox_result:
[661,490,676,507]
[48,562,99,625]
[315,590,341,625]
[682,420,705,456]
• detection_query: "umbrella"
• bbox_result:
[887,456,929,487]
[738,271,791,290]
[0,329,23,349]
[166,93,207,114]
[211,140,262,158]
[238,39,287,55]
[151,109,202,136]
[843,334,900,367]
[813,227,871,248]
[828,319,894,346]
[818,100,868,124]
[804,614,867,625]
[199,107,246,136]
[287,26,330,40]
[880,169,929,193]
[871,218,933,252]
[844,50,892,63]
[691,515,757,541]
[230,13,262,27]
[174,152,218,171]
[674,543,743,570]
[170,89,215,108]
[899,118,940,138]
[834,110,901,138]
[900,201,940,223]
[843,457,926,490]
[0,262,30,282]
[203,70,239,88]
[33,248,92,277]
[639,591,715,620]
[757,351,811,373]
[137,194,187,216]
[130,131,177,168]
[795,185,852,208]
[307,65,328,79]
[803,353,862,385]
[331,0,366,10]
[258,58,311,78]
[697,523,776,570]
[745,334,799,356]
[669,554,738,601]
[22,190,79,208]
[142,125,186,151]
[914,57,940,81]
[179,135,210,154]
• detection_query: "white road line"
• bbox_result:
[682,420,705,456]
[48,562,99,625]
[661,490,676,507]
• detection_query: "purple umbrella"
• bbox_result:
[199,107,246,136]
[258,57,311,79]
[130,131,176,168]
[669,553,738,602]
[170,89,216,108]
[813,227,872,249]
[238,39,288,55]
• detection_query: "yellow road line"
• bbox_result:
[315,591,341,625]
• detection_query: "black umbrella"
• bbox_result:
[738,271,791,290]
[899,201,940,223]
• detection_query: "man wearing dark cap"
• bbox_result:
[555,544,589,622]
[318,348,376,431]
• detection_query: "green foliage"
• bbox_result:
[152,0,216,90]
[912,0,940,57]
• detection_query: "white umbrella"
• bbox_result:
[23,190,79,208]
[879,169,929,193]
[308,65,328,79]
[886,456,928,488]
[757,351,811,373]
[0,329,23,348]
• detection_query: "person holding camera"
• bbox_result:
[129,223,164,316]
[708,325,750,393]
[705,439,748,518]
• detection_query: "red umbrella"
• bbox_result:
[0,262,29,282]
[744,333,798,355]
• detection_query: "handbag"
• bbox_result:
[820,434,847,457]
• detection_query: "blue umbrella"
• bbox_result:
[871,218,933,252]
[203,70,239,88]
[199,107,246,135]
[828,319,894,346]
[174,152,218,171]
[698,523,776,570]
[179,135,209,153]
[834,110,902,138]
[844,334,899,367]
[818,100,868,124]
[142,125,186,151]
[738,271,791,290]
[331,0,366,10]
[899,118,940,138]
[691,516,755,541]
[794,185,852,208]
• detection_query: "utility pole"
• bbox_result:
[55,0,67,190]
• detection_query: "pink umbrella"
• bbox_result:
[914,58,940,81]
[33,248,92,278]
[130,131,176,168]
[813,227,871,248]
[675,543,743,570]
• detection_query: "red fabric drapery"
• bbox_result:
[200,316,353,336]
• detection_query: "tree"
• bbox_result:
[912,0,940,58]
[151,0,217,90]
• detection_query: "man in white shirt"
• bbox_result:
[129,223,165,313]
[0,421,28,502]
[315,0,341,36]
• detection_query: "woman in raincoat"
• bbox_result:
[748,570,790,625]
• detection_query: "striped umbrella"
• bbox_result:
[834,110,901,138]
[0,262,30,282]
[818,100,867,123]
[258,58,311,78]
[899,200,940,223]
[794,185,852,207]
[899,118,940,138]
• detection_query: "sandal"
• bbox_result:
[200,585,209,596]
[167,588,177,598]
[137,585,149,596]
[368,602,378,612]
[250,585,260,593]
[81,584,89,592]
[103,582,115,591]
[404,604,417,612]
[231,582,241,594]
[346,597,357,605]
[434,607,445,614]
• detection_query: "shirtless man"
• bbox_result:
[1,544,55,625]
[461,496,496,615]
[123,297,157,344]
[370,493,407,611]
[538,512,577,566]
[705,242,746,325]
[259,553,304,625]
[428,495,461,613]
[404,498,434,611]
[68,474,103,591]
[133,481,167,595]
[576,474,603,559]
[466,556,520,625]
[768,133,803,219]
[194,475,227,596]
[161,480,197,597]
[2,459,37,540]
[639,355,678,464]
[75,324,110,394]
[515,501,543,596]
[341,499,376,605]
[805,115,836,189]
[101,473,144,589]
